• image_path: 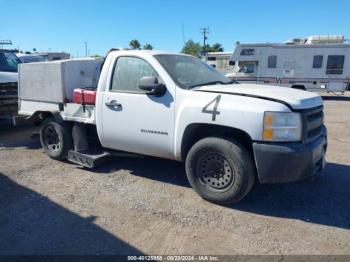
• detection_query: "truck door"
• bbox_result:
[98,56,175,159]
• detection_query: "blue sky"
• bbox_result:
[1,0,349,56]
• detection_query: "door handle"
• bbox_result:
[105,100,122,109]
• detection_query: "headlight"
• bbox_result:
[263,112,302,142]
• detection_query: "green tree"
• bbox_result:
[202,44,211,53]
[181,39,202,57]
[182,40,224,56]
[129,39,141,50]
[143,43,154,50]
[202,43,224,53]
[211,43,224,52]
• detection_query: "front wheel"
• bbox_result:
[185,137,255,205]
[40,118,73,160]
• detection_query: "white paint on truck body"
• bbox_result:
[173,87,290,160]
[18,50,323,161]
[96,51,177,159]
[95,50,322,161]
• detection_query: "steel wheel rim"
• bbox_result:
[196,152,235,192]
[43,125,61,153]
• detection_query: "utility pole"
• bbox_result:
[0,40,12,49]
[200,27,209,50]
[84,42,88,57]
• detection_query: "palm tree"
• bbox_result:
[129,39,141,50]
[143,43,153,50]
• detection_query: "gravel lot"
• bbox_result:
[0,93,349,255]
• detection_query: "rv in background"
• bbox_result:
[202,52,234,74]
[226,35,350,93]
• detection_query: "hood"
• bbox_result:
[0,72,18,84]
[195,84,323,110]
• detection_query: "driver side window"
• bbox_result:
[111,56,158,93]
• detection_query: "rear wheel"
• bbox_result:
[185,137,255,205]
[40,118,73,160]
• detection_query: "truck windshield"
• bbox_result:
[154,54,232,89]
[0,51,21,73]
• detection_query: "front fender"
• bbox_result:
[173,89,290,160]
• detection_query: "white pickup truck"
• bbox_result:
[18,50,327,204]
[0,49,21,116]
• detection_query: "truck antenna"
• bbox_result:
[84,42,88,57]
[181,23,186,45]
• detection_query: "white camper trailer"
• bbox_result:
[226,35,350,93]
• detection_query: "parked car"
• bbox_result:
[16,53,45,63]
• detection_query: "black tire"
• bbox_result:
[40,118,73,160]
[185,137,255,205]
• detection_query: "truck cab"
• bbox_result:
[18,50,327,204]
[0,50,20,82]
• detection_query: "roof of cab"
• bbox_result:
[108,49,191,57]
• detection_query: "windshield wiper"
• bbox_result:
[188,81,232,89]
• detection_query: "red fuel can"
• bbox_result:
[73,88,97,105]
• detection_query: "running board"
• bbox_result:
[67,150,111,168]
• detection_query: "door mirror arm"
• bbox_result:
[139,76,167,97]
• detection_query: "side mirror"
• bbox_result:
[139,76,166,96]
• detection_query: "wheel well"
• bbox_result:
[30,111,63,124]
[181,123,254,161]
[291,85,306,90]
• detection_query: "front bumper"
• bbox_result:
[253,132,327,183]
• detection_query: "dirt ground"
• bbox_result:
[0,93,349,255]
